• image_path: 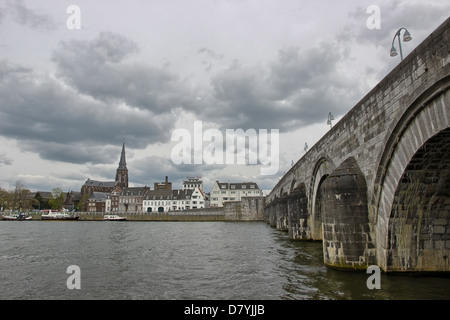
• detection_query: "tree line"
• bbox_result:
[0,181,67,211]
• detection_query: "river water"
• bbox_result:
[0,221,449,300]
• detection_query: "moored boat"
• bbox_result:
[1,212,32,221]
[103,214,127,221]
[41,209,79,221]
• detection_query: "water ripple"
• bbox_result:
[0,221,449,299]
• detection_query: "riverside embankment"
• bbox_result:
[25,197,265,222]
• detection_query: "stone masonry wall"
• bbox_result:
[265,17,450,271]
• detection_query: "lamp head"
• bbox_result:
[390,46,398,57]
[403,30,412,42]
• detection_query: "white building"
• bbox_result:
[142,187,206,213]
[183,177,204,191]
[209,181,263,207]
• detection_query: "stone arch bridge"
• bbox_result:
[264,18,450,272]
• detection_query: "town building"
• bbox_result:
[183,177,204,191]
[63,191,81,211]
[154,176,172,191]
[143,187,206,213]
[87,192,109,212]
[81,142,129,198]
[110,186,123,212]
[117,186,149,213]
[209,181,263,207]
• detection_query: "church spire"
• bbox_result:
[118,141,127,170]
[115,140,128,188]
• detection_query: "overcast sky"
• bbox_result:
[0,0,449,194]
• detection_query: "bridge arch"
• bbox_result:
[375,78,450,271]
[310,157,335,241]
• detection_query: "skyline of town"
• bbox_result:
[1,1,449,194]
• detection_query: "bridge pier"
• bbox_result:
[275,195,288,231]
[321,157,376,270]
[264,202,277,228]
[287,184,310,240]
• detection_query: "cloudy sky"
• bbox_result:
[0,0,449,194]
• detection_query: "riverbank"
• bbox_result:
[24,212,229,222]
[15,196,266,222]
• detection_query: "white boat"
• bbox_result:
[103,214,127,221]
[41,209,79,221]
[1,212,32,221]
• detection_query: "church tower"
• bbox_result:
[115,141,129,188]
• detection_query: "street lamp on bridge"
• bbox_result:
[327,112,334,129]
[390,28,412,61]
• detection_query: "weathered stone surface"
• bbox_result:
[321,157,376,269]
[264,17,450,272]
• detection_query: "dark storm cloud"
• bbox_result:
[23,142,120,165]
[49,31,360,140]
[6,0,57,31]
[52,32,198,115]
[0,59,174,164]
[201,42,359,131]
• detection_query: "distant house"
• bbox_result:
[182,177,204,191]
[190,188,206,209]
[154,176,172,191]
[142,189,172,213]
[118,187,150,213]
[209,181,263,207]
[142,187,206,213]
[63,191,81,211]
[110,186,123,213]
[34,191,53,209]
[87,192,110,212]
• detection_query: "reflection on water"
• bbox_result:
[0,221,449,300]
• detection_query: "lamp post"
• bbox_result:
[327,112,334,129]
[390,28,412,60]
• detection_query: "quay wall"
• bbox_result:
[24,197,265,222]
